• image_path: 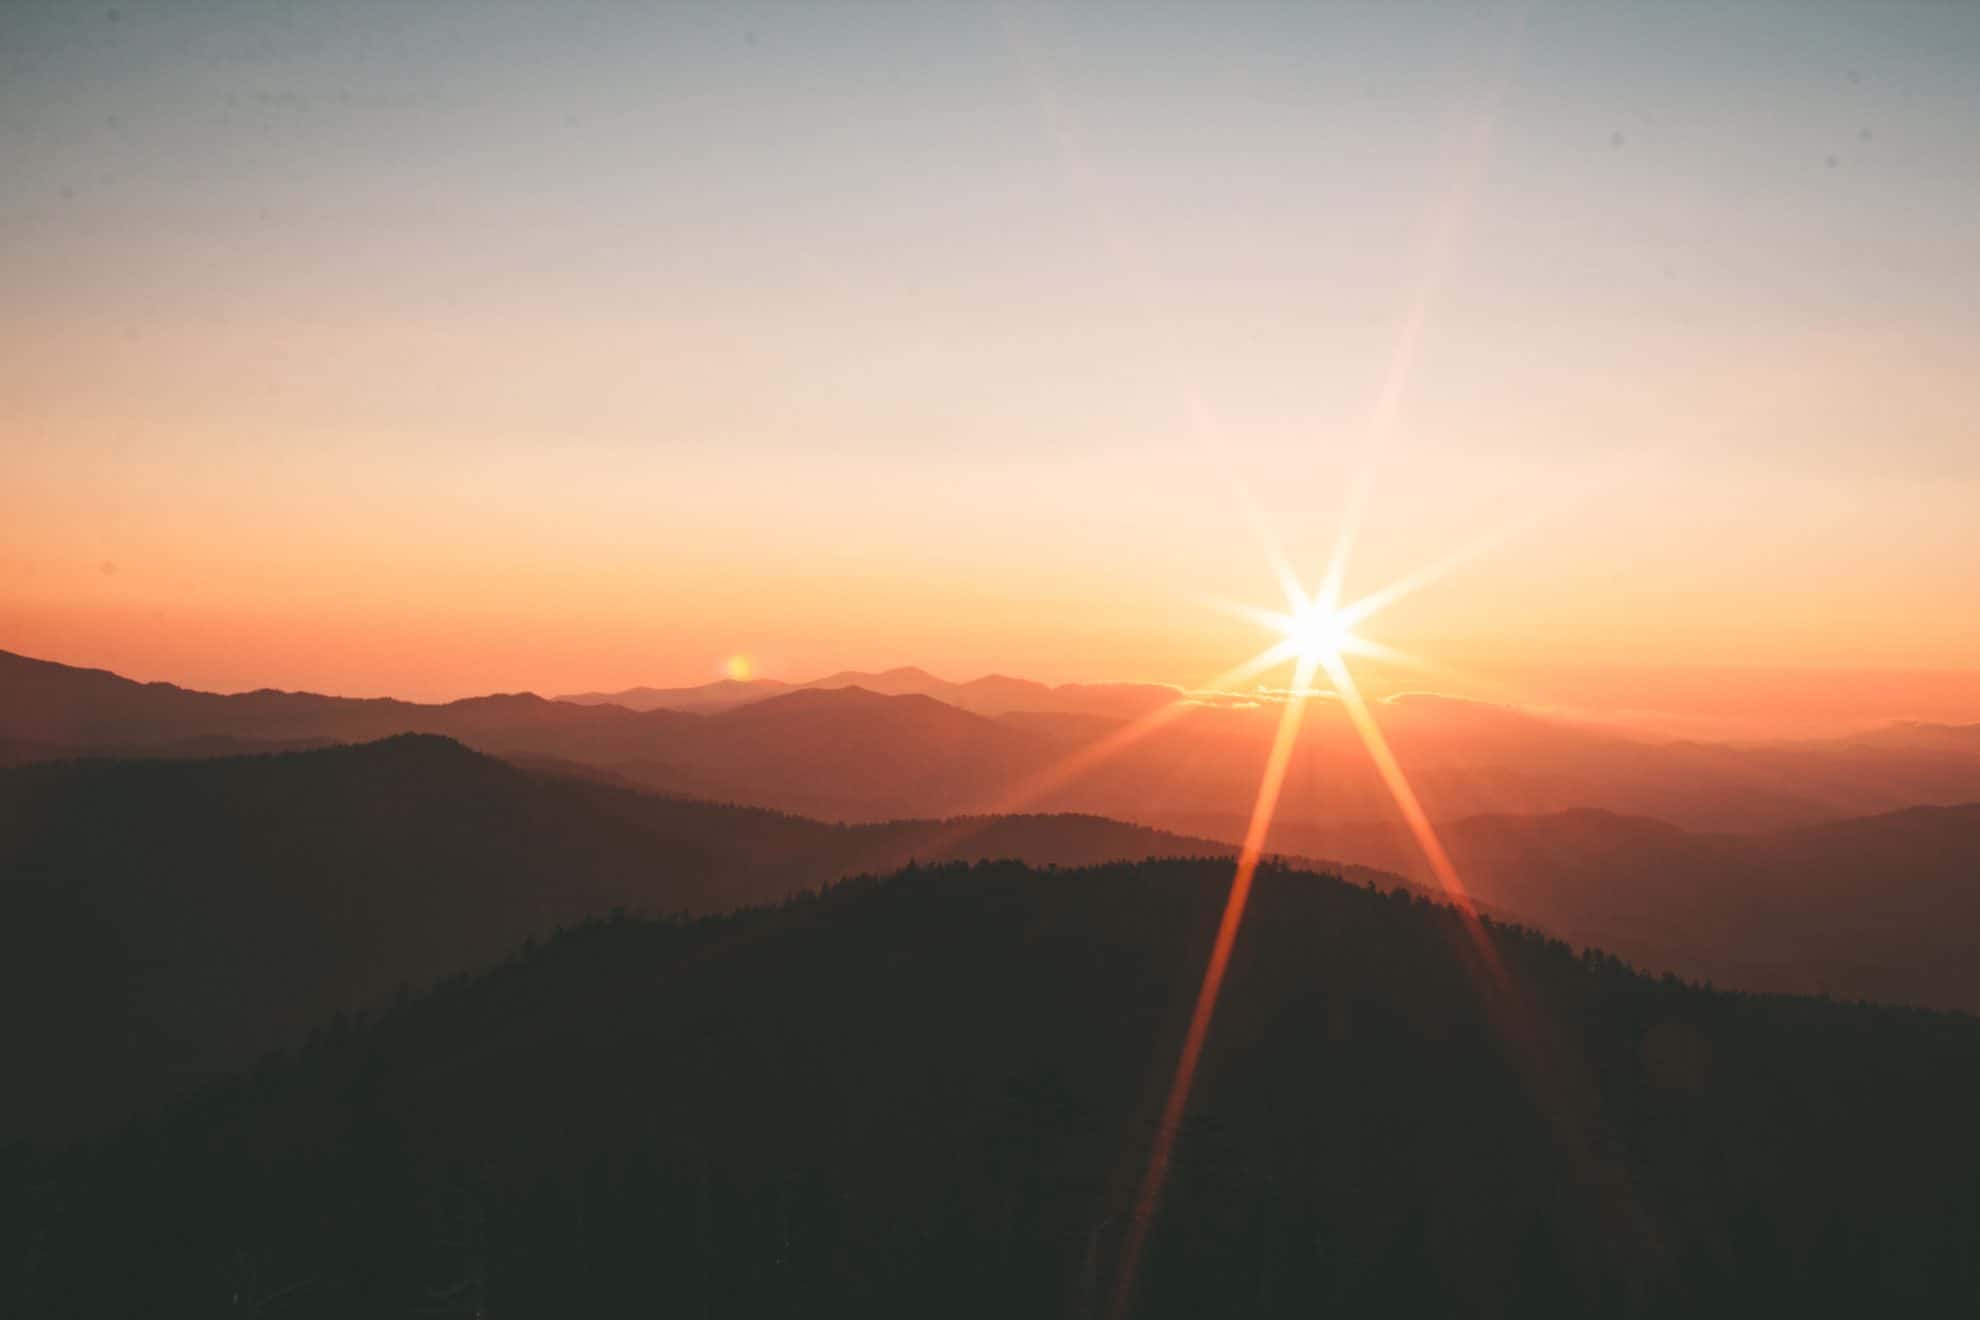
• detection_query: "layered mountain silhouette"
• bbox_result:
[557,664,1183,720]
[551,674,796,714]
[10,859,1978,1316]
[9,648,1980,833]
[1159,803,1980,1013]
[0,735,1388,1139]
[8,648,1979,1313]
[0,648,703,764]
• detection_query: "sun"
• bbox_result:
[1282,599,1356,667]
[725,654,753,682]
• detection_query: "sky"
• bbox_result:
[4,1,1977,731]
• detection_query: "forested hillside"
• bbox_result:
[0,736,1329,1138]
[8,859,1976,1317]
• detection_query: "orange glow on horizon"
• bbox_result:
[1110,438,1662,1309]
[4,5,1979,733]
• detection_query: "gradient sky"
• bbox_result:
[4,2,1977,730]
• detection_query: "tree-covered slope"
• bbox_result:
[0,736,1319,1138]
[9,859,1977,1317]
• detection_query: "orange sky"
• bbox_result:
[4,4,1977,735]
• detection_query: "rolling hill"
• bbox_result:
[0,647,704,762]
[1154,803,1980,1013]
[557,664,1183,720]
[0,735,1355,1139]
[8,859,1978,1316]
[552,675,795,714]
[10,647,1980,833]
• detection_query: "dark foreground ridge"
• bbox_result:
[7,858,1976,1317]
[1,735,1352,1139]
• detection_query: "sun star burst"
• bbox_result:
[1108,508,1524,1317]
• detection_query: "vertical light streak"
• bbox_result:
[1320,654,1481,918]
[1108,652,1320,1320]
[1231,476,1312,617]
[1320,649,1653,1259]
[1002,12,1639,1312]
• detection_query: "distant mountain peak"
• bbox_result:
[722,684,983,720]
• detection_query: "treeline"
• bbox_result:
[0,737,1265,1139]
[6,858,1979,1316]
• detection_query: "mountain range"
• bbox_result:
[9,724,1979,1153]
[1159,803,1980,1013]
[555,664,1183,720]
[7,646,1980,1313]
[8,645,1980,1017]
[0,734,1387,1139]
[8,647,1980,834]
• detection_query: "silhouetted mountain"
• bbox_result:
[1815,720,1980,755]
[0,647,702,761]
[806,663,952,695]
[539,687,1063,821]
[683,687,1049,817]
[0,736,1330,1139]
[9,859,1977,1316]
[802,668,1185,720]
[0,651,1074,818]
[12,649,1980,832]
[535,688,1980,831]
[990,694,1980,833]
[560,663,1184,720]
[1,732,338,766]
[1158,803,1980,1013]
[553,676,794,713]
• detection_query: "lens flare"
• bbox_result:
[1111,508,1652,1318]
[1282,598,1355,667]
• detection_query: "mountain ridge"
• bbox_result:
[1153,800,1980,1012]
[0,733,1396,1139]
[555,661,1184,719]
[11,647,1980,832]
[14,855,1980,1315]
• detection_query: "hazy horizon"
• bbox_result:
[10,640,1980,744]
[7,1,1979,729]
